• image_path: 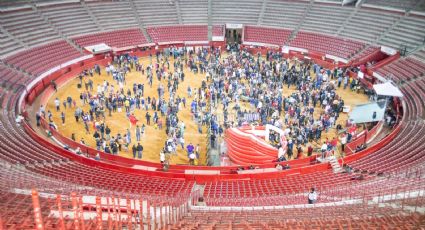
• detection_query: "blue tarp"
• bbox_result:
[349,101,386,124]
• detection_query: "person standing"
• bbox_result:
[74,108,81,122]
[54,98,60,111]
[126,129,131,144]
[308,188,318,204]
[105,126,111,140]
[35,112,41,127]
[47,110,53,122]
[160,150,165,164]
[145,112,151,125]
[321,142,328,159]
[135,125,141,142]
[307,145,314,157]
[60,112,65,125]
[195,144,200,159]
[51,80,57,92]
[210,133,216,149]
[189,151,196,165]
[340,133,347,153]
[132,144,137,159]
[136,142,143,159]
[186,143,194,157]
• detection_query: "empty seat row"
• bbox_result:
[72,28,148,48]
[4,40,82,75]
[243,26,292,45]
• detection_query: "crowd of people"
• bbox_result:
[40,43,372,165]
[41,49,221,164]
[192,47,356,161]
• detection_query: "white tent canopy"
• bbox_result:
[373,82,403,97]
[84,43,111,54]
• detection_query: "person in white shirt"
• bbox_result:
[75,147,82,155]
[339,134,347,152]
[189,152,196,165]
[160,151,165,164]
[15,114,24,125]
[276,164,283,171]
[278,146,286,159]
[321,142,328,159]
[308,188,317,204]
[54,98,60,111]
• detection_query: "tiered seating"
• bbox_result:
[212,0,262,25]
[86,1,138,31]
[38,2,100,37]
[204,171,365,206]
[133,0,179,26]
[340,8,400,43]
[72,29,148,48]
[261,0,308,29]
[0,0,31,7]
[404,79,425,119]
[301,3,353,34]
[0,191,51,229]
[376,57,425,82]
[380,15,425,50]
[412,49,425,63]
[350,46,380,62]
[1,1,425,219]
[0,105,194,197]
[290,31,364,58]
[0,63,29,89]
[179,0,208,24]
[349,120,425,173]
[364,0,425,12]
[243,26,292,45]
[0,9,60,48]
[0,111,68,164]
[212,25,225,37]
[0,29,25,58]
[0,96,193,196]
[175,207,424,229]
[147,25,208,43]
[29,161,193,196]
[4,40,81,75]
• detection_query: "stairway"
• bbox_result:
[285,0,315,45]
[80,0,104,31]
[175,0,183,24]
[329,156,343,173]
[192,184,206,206]
[31,5,84,54]
[129,0,152,43]
[257,0,268,25]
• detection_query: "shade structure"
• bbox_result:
[84,43,112,54]
[349,101,386,124]
[373,82,403,97]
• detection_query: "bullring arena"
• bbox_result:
[0,0,425,229]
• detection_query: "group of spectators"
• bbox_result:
[192,47,356,162]
[40,43,369,166]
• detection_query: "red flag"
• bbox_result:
[129,115,138,126]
